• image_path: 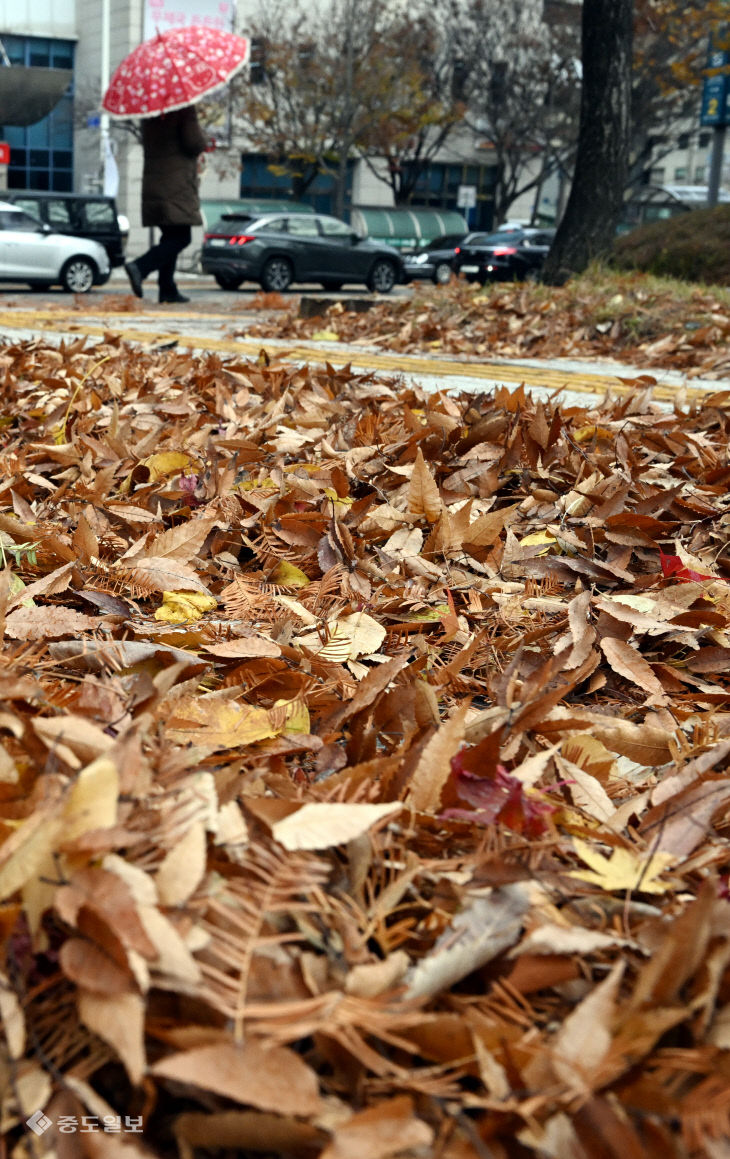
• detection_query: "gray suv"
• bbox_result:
[201,212,404,293]
[1,191,128,268]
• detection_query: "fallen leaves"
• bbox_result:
[240,273,730,378]
[3,331,730,1156]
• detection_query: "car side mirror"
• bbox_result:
[38,223,52,234]
[351,231,362,244]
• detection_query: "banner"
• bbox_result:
[143,0,234,40]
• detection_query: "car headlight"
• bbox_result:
[412,253,429,264]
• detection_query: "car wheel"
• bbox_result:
[432,261,452,285]
[214,273,243,290]
[61,257,96,293]
[320,280,344,291]
[366,259,397,294]
[260,257,293,293]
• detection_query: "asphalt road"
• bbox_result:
[0,271,417,309]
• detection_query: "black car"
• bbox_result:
[1,190,128,268]
[402,232,473,284]
[455,228,556,284]
[201,212,404,293]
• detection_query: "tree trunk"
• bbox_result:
[541,0,633,285]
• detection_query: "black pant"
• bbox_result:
[135,224,191,295]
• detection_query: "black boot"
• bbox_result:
[159,289,190,304]
[124,260,144,298]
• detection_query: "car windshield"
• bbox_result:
[425,234,463,250]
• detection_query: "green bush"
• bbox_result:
[610,204,730,285]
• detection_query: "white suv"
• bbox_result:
[0,201,111,292]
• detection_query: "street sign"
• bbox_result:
[457,184,477,210]
[0,143,9,165]
[701,34,730,126]
[701,73,728,125]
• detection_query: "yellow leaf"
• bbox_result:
[237,476,277,491]
[270,560,310,587]
[144,451,192,481]
[273,697,311,734]
[154,590,218,624]
[520,530,557,555]
[573,425,615,443]
[0,813,64,904]
[569,839,675,894]
[311,329,340,341]
[323,487,353,511]
[166,697,280,751]
[63,756,119,843]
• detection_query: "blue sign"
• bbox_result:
[701,73,728,125]
[701,34,730,127]
[86,114,101,128]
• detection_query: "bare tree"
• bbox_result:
[354,1,466,205]
[541,0,633,283]
[446,0,581,225]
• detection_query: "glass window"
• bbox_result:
[0,209,41,231]
[82,202,115,227]
[674,166,687,181]
[4,36,74,192]
[649,167,665,184]
[699,131,711,148]
[287,217,319,236]
[29,39,51,67]
[259,217,286,232]
[10,198,39,216]
[318,216,352,237]
[695,165,706,182]
[47,200,73,227]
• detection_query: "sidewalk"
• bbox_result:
[0,288,727,410]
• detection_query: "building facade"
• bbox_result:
[0,0,726,256]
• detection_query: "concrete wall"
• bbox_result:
[0,0,75,38]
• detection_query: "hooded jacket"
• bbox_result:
[140,106,207,227]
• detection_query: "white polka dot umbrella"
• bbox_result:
[102,26,250,119]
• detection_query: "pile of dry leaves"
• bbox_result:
[238,274,730,380]
[2,333,730,1158]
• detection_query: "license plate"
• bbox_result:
[460,264,479,273]
[209,239,227,247]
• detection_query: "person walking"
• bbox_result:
[124,104,207,304]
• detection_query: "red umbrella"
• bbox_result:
[102,26,250,119]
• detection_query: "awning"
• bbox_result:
[350,207,469,249]
[0,67,73,127]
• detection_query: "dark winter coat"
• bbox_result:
[140,106,207,227]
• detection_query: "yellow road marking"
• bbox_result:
[0,306,718,404]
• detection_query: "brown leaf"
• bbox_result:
[404,704,469,813]
[60,937,134,995]
[152,1041,322,1115]
[407,447,442,521]
[5,605,101,640]
[78,990,146,1085]
[318,1095,434,1159]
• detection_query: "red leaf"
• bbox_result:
[444,754,555,838]
[659,549,716,583]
